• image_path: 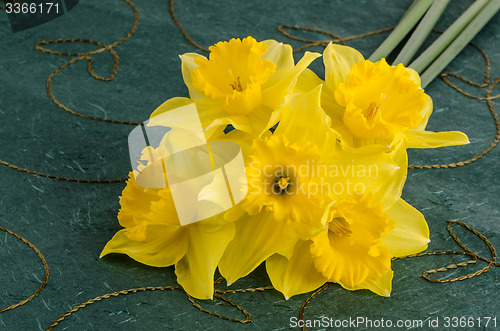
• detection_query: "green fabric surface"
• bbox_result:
[0,0,498,330]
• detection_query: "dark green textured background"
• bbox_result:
[0,0,498,330]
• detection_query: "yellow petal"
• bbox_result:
[406,67,421,87]
[208,129,254,158]
[180,53,205,101]
[322,146,402,201]
[341,268,393,297]
[175,221,235,299]
[294,68,323,94]
[266,240,328,299]
[218,212,297,285]
[381,199,430,257]
[204,113,252,135]
[262,51,321,110]
[321,84,345,123]
[323,43,364,92]
[413,95,432,131]
[373,141,408,210]
[404,129,469,149]
[275,85,338,153]
[100,224,187,267]
[117,174,161,228]
[261,40,294,76]
[150,97,194,119]
[149,96,234,140]
[189,37,276,116]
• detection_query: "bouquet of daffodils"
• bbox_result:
[101,36,468,299]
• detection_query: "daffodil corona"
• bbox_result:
[319,43,469,149]
[191,37,277,115]
[336,59,427,139]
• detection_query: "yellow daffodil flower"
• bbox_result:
[266,194,430,299]
[101,146,236,300]
[318,43,469,149]
[150,37,321,138]
[218,85,405,286]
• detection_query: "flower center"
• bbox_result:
[190,37,276,115]
[230,76,243,92]
[336,59,427,139]
[329,217,352,237]
[363,102,381,120]
[272,176,292,194]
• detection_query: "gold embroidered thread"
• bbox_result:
[0,226,50,313]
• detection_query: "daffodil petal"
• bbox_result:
[266,240,328,299]
[175,221,235,299]
[262,51,321,110]
[381,199,430,257]
[149,97,225,140]
[294,68,323,93]
[404,129,470,149]
[322,147,401,201]
[374,141,408,210]
[117,174,161,228]
[180,53,205,101]
[218,212,297,285]
[247,104,280,136]
[321,84,345,123]
[406,67,421,87]
[275,85,338,153]
[413,95,433,131]
[100,224,187,267]
[204,114,252,134]
[208,129,254,158]
[150,97,194,119]
[262,40,294,75]
[324,43,364,92]
[342,268,393,297]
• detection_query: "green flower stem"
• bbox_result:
[368,0,433,62]
[393,0,450,66]
[420,0,500,88]
[410,0,490,74]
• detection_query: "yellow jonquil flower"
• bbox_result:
[218,85,405,286]
[319,43,469,149]
[100,147,235,300]
[266,194,430,299]
[150,37,321,138]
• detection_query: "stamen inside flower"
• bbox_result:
[230,76,243,92]
[272,176,292,194]
[363,102,381,120]
[329,217,352,237]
